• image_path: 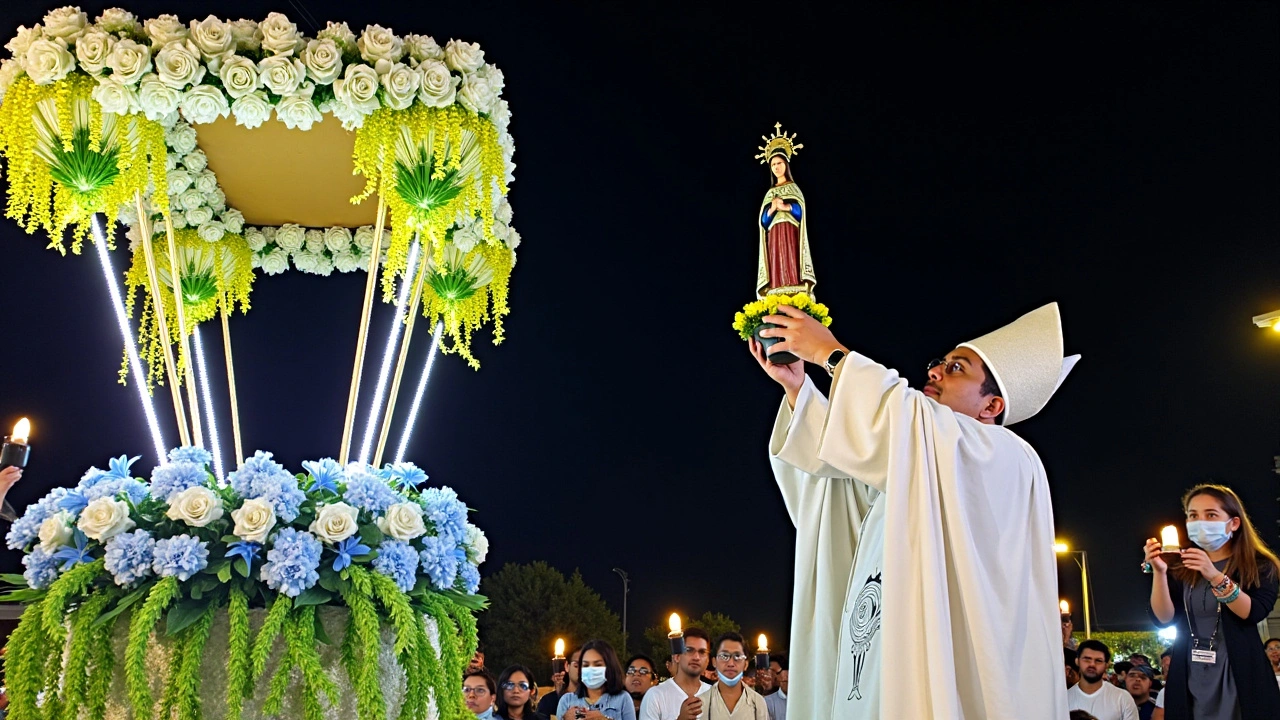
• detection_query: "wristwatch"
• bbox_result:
[823,348,847,376]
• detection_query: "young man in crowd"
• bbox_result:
[625,654,660,716]
[639,627,714,720]
[1111,661,1132,688]
[764,656,787,720]
[742,666,757,689]
[469,643,486,672]
[537,644,582,717]
[463,668,497,720]
[702,633,768,719]
[1124,665,1157,720]
[1065,648,1080,690]
[1068,640,1138,720]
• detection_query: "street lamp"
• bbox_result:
[1055,541,1093,639]
[1252,309,1280,332]
[613,568,630,657]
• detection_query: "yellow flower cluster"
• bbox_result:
[732,292,833,341]
[420,243,513,369]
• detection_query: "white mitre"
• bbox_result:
[957,302,1080,426]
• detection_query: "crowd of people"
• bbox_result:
[460,630,789,720]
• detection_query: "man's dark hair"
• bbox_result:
[770,653,788,671]
[1064,647,1078,669]
[1160,647,1174,659]
[1076,639,1111,664]
[625,653,656,671]
[683,627,712,648]
[1069,712,1100,720]
[975,356,1005,423]
[1113,660,1133,677]
[1266,638,1280,649]
[463,667,497,695]
[1128,653,1150,666]
[713,631,748,656]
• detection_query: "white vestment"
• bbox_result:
[769,352,1068,720]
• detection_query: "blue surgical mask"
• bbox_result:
[580,666,607,689]
[1186,520,1233,552]
[716,670,743,687]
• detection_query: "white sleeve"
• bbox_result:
[638,690,662,720]
[1120,689,1140,720]
[1155,687,1165,708]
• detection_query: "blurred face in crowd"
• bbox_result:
[502,670,534,713]
[1265,640,1280,670]
[469,651,485,670]
[463,675,492,715]
[1076,648,1107,684]
[714,640,748,685]
[743,669,756,689]
[568,648,583,684]
[625,658,656,695]
[1125,669,1151,701]
[678,637,711,679]
[1065,661,1079,688]
[770,661,788,693]
[1161,653,1172,678]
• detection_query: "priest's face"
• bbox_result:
[923,348,1005,424]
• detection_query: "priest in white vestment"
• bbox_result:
[751,302,1078,720]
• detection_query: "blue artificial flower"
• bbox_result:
[418,535,460,590]
[22,546,61,589]
[458,562,481,594]
[105,455,141,480]
[82,477,149,504]
[382,462,428,491]
[149,461,208,502]
[372,540,419,592]
[57,489,89,516]
[342,464,403,515]
[168,446,213,466]
[331,535,372,572]
[51,529,94,571]
[152,534,209,581]
[260,528,322,598]
[5,488,70,550]
[301,458,344,495]
[104,529,156,586]
[419,486,468,545]
[79,467,108,489]
[226,540,262,576]
[227,451,306,523]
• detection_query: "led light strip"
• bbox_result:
[394,320,444,464]
[91,215,167,463]
[192,326,224,481]
[357,240,421,466]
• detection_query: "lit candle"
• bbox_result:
[552,638,566,675]
[755,634,770,670]
[667,613,685,657]
[1160,525,1180,553]
[1059,600,1069,616]
[1,417,31,469]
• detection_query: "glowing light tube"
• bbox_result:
[192,326,224,481]
[358,241,420,466]
[394,320,444,464]
[91,215,167,463]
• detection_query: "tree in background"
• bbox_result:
[642,611,743,678]
[478,562,623,682]
[1070,631,1171,667]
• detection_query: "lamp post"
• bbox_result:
[613,568,630,657]
[1055,541,1093,639]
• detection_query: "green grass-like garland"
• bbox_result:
[224,585,252,720]
[125,575,181,716]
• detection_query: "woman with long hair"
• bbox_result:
[555,639,636,720]
[495,664,546,720]
[1143,484,1280,719]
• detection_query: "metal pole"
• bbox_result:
[1080,551,1092,639]
[613,568,630,657]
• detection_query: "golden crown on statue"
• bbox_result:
[755,122,804,163]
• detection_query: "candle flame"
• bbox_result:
[11,418,29,444]
[757,634,768,652]
[1059,600,1069,614]
[1160,525,1180,549]
[554,638,565,657]
[668,613,682,634]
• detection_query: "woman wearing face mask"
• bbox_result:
[495,664,547,720]
[1143,484,1280,719]
[556,639,636,720]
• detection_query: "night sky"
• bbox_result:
[2,0,1278,650]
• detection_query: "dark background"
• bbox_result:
[1,0,1278,651]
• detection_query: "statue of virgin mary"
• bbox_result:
[756,123,816,298]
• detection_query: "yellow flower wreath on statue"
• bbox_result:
[732,292,832,341]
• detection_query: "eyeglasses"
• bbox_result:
[926,358,966,376]
[501,681,532,691]
[683,648,709,657]
[462,687,490,696]
[625,667,653,676]
[716,653,748,662]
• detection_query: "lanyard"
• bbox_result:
[1184,581,1221,651]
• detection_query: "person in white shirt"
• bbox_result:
[702,633,768,720]
[1068,640,1139,720]
[639,627,714,720]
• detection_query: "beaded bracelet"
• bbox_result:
[1216,584,1241,604]
[1212,574,1233,593]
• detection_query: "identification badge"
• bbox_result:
[1191,648,1217,664]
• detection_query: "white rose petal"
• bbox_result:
[197,220,225,242]
[177,187,204,211]
[506,227,521,250]
[187,15,233,61]
[185,206,213,226]
[24,38,75,86]
[300,38,343,85]
[381,62,420,111]
[144,14,188,49]
[259,246,289,275]
[451,224,481,253]
[91,77,138,115]
[333,64,381,112]
[42,7,88,42]
[304,228,326,254]
[258,55,305,96]
[275,89,322,131]
[292,250,322,274]
[358,24,404,65]
[206,188,226,211]
[217,54,260,99]
[354,225,376,253]
[465,523,488,564]
[275,223,305,252]
[96,9,139,35]
[180,84,230,124]
[495,198,514,225]
[404,34,443,62]
[181,149,208,172]
[230,19,261,51]
[317,22,356,52]
[75,29,116,75]
[492,99,511,133]
[137,74,182,120]
[0,60,22,102]
[309,502,360,544]
[155,40,205,89]
[323,227,353,254]
[230,497,276,542]
[108,38,152,85]
[37,511,75,551]
[376,502,426,541]
[194,170,217,194]
[244,227,267,252]
[77,498,135,542]
[458,72,497,115]
[165,486,224,527]
[170,211,189,229]
[166,167,193,194]
[259,12,302,56]
[231,91,272,129]
[6,25,44,58]
[415,60,459,108]
[443,39,484,73]
[478,64,505,96]
[334,253,362,272]
[221,208,244,234]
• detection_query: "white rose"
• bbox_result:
[495,198,513,225]
[334,253,362,273]
[155,40,205,88]
[144,14,188,49]
[354,225,376,253]
[185,206,213,226]
[451,224,481,252]
[309,502,360,544]
[443,39,484,73]
[404,34,443,62]
[244,227,267,251]
[206,188,226,211]
[217,55,259,99]
[304,228,325,253]
[168,122,198,153]
[292,250,322,274]
[275,87,322,131]
[221,208,244,233]
[170,211,189,229]
[6,25,44,58]
[197,220,225,242]
[37,511,75,551]
[136,74,181,120]
[24,39,75,86]
[259,246,289,275]
[96,9,139,35]
[300,39,342,85]
[332,64,381,112]
[259,12,302,56]
[376,502,426,541]
[166,167,192,194]
[165,486,224,527]
[0,60,22,102]
[357,25,404,65]
[505,227,521,250]
[194,170,218,194]
[75,29,116,75]
[457,72,496,114]
[230,19,261,51]
[465,523,488,564]
[77,497,135,542]
[275,223,305,252]
[179,85,230,124]
[181,149,207,172]
[188,15,233,61]
[491,99,511,133]
[177,187,204,211]
[312,254,335,276]
[258,55,305,96]
[478,64,505,96]
[91,77,138,115]
[415,60,458,108]
[230,497,275,542]
[317,22,356,53]
[381,62,420,110]
[108,38,152,85]
[230,91,272,129]
[42,7,88,42]
[323,227,352,254]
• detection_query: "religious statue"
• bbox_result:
[755,123,816,298]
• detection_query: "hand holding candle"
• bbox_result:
[1160,525,1180,552]
[667,613,685,657]
[1,417,31,469]
[552,637,566,675]
[1059,600,1069,616]
[755,634,769,670]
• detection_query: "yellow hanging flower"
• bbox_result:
[732,292,833,341]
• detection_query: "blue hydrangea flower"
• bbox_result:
[82,477,149,504]
[342,464,403,515]
[228,451,306,523]
[104,530,156,586]
[419,486,468,544]
[419,535,460,590]
[382,462,428,491]
[301,458,344,494]
[168,446,213,466]
[149,461,208,502]
[260,528,322,598]
[6,487,70,550]
[331,536,371,572]
[372,539,419,592]
[458,562,481,594]
[22,546,61,589]
[152,534,209,581]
